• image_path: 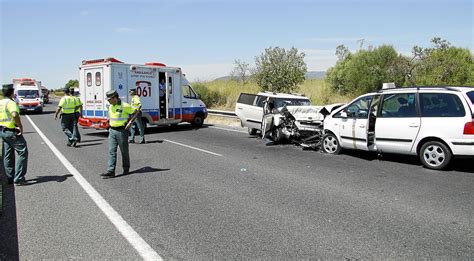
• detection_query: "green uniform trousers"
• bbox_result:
[107,127,130,174]
[1,129,28,183]
[130,115,145,143]
[60,113,77,145]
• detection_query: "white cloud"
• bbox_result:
[181,63,234,82]
[114,27,133,33]
[80,10,89,16]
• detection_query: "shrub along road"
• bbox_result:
[1,102,473,259]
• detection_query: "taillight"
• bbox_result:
[464,121,474,135]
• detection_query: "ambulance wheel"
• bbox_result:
[322,133,341,154]
[191,113,204,127]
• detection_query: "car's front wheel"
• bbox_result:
[248,128,258,136]
[419,141,452,170]
[322,133,341,154]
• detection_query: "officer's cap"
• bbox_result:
[2,84,14,92]
[106,90,118,99]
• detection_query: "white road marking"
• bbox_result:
[163,139,223,156]
[26,115,162,261]
[208,126,248,134]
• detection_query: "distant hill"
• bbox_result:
[214,71,326,81]
[305,71,326,79]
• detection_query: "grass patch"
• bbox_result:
[191,79,352,110]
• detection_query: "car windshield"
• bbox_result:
[274,98,311,108]
[467,91,474,104]
[18,90,39,98]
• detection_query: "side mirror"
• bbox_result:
[341,111,348,118]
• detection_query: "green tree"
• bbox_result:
[413,38,473,86]
[254,47,307,93]
[65,79,79,89]
[326,45,406,96]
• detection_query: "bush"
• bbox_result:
[192,82,222,108]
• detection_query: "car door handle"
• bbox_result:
[182,101,187,104]
[237,107,243,110]
[409,123,419,127]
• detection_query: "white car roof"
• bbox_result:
[257,92,310,99]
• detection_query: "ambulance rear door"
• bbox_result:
[84,67,105,117]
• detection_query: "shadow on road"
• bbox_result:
[0,174,19,260]
[111,166,170,179]
[75,142,103,148]
[22,174,74,186]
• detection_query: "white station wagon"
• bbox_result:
[322,86,474,170]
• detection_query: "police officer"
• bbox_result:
[54,87,79,147]
[129,88,145,144]
[71,87,82,143]
[0,84,28,185]
[101,90,138,178]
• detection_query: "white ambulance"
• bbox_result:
[78,57,207,129]
[13,78,44,113]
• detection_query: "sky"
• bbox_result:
[0,0,472,89]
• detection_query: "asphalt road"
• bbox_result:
[1,101,473,260]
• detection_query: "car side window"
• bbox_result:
[255,95,268,107]
[237,93,257,105]
[334,96,373,118]
[420,93,465,117]
[380,93,417,117]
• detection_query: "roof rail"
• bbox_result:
[377,85,463,93]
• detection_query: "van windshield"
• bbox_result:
[467,91,474,104]
[18,90,39,98]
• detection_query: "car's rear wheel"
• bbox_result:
[248,128,258,136]
[419,141,452,170]
[322,133,341,154]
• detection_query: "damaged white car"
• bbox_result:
[261,102,344,148]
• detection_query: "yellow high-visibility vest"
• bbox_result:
[108,101,134,127]
[131,95,142,110]
[74,96,83,113]
[59,96,77,114]
[0,98,19,129]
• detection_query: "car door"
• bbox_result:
[338,95,374,151]
[235,93,261,129]
[375,92,420,154]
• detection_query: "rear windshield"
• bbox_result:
[18,90,39,98]
[467,91,474,104]
[273,98,311,108]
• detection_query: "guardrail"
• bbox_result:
[207,109,238,118]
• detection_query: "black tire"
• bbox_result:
[248,128,258,136]
[191,114,204,127]
[322,133,342,154]
[419,141,452,170]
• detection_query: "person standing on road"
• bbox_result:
[54,87,79,147]
[0,84,29,185]
[129,88,145,144]
[101,90,138,178]
[70,87,82,143]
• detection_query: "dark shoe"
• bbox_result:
[72,141,78,147]
[100,172,115,179]
[129,140,135,143]
[14,179,28,186]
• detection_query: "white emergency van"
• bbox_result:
[78,57,207,129]
[13,78,44,113]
